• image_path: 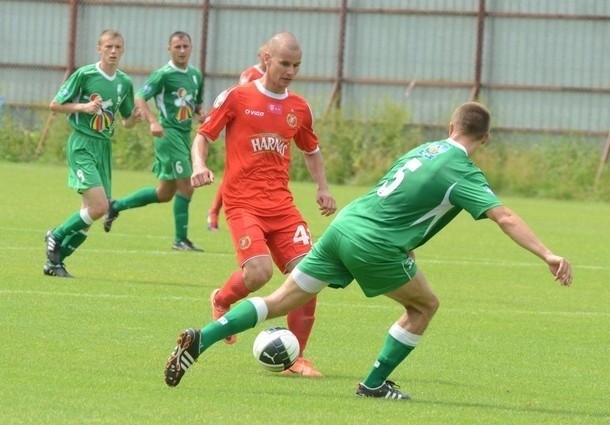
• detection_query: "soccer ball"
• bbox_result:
[252,326,300,372]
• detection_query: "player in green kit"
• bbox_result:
[44,29,142,277]
[103,31,205,251]
[163,102,573,399]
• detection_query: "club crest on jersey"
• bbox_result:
[239,236,251,250]
[286,113,297,128]
[418,142,450,160]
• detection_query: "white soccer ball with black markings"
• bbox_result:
[252,327,300,372]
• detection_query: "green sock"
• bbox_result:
[53,211,89,240]
[114,187,159,211]
[173,193,190,242]
[362,326,418,388]
[199,299,260,353]
[59,230,88,262]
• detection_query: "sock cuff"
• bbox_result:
[389,323,421,347]
[80,208,94,225]
[248,297,268,326]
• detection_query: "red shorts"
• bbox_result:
[226,208,313,273]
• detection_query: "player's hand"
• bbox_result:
[546,255,573,287]
[81,97,102,114]
[191,165,214,188]
[316,190,337,217]
[132,106,147,122]
[149,121,164,137]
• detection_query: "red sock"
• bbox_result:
[215,270,251,309]
[287,296,317,357]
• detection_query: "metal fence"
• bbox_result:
[1,0,609,137]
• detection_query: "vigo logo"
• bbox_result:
[251,134,288,156]
[245,109,264,116]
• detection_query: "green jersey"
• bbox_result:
[332,138,502,254]
[54,63,136,141]
[135,61,203,132]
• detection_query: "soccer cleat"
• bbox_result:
[356,380,411,400]
[206,209,219,231]
[210,289,236,344]
[280,357,324,378]
[172,239,204,252]
[103,200,119,233]
[164,328,201,387]
[44,229,61,265]
[43,261,73,278]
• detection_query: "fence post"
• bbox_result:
[35,0,79,156]
[200,0,210,99]
[324,0,347,116]
[470,0,486,101]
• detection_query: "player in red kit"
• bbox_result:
[191,32,336,377]
[207,42,267,231]
[238,42,267,85]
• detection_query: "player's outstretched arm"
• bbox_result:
[485,205,573,286]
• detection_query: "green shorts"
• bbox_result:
[296,225,417,297]
[66,131,112,196]
[152,127,193,180]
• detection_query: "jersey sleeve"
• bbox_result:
[195,69,204,105]
[136,69,163,101]
[54,68,84,104]
[238,71,250,86]
[450,171,503,220]
[197,86,238,140]
[293,101,319,153]
[118,76,136,118]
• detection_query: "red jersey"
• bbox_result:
[198,80,319,216]
[238,65,265,85]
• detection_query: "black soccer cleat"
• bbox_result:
[172,239,204,252]
[103,200,119,233]
[356,380,411,400]
[43,261,73,278]
[44,229,61,265]
[165,328,201,387]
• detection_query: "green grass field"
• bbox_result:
[1,161,608,424]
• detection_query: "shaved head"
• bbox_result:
[266,32,301,56]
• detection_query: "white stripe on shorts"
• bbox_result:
[291,267,328,294]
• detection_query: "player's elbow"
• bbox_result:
[487,206,520,233]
